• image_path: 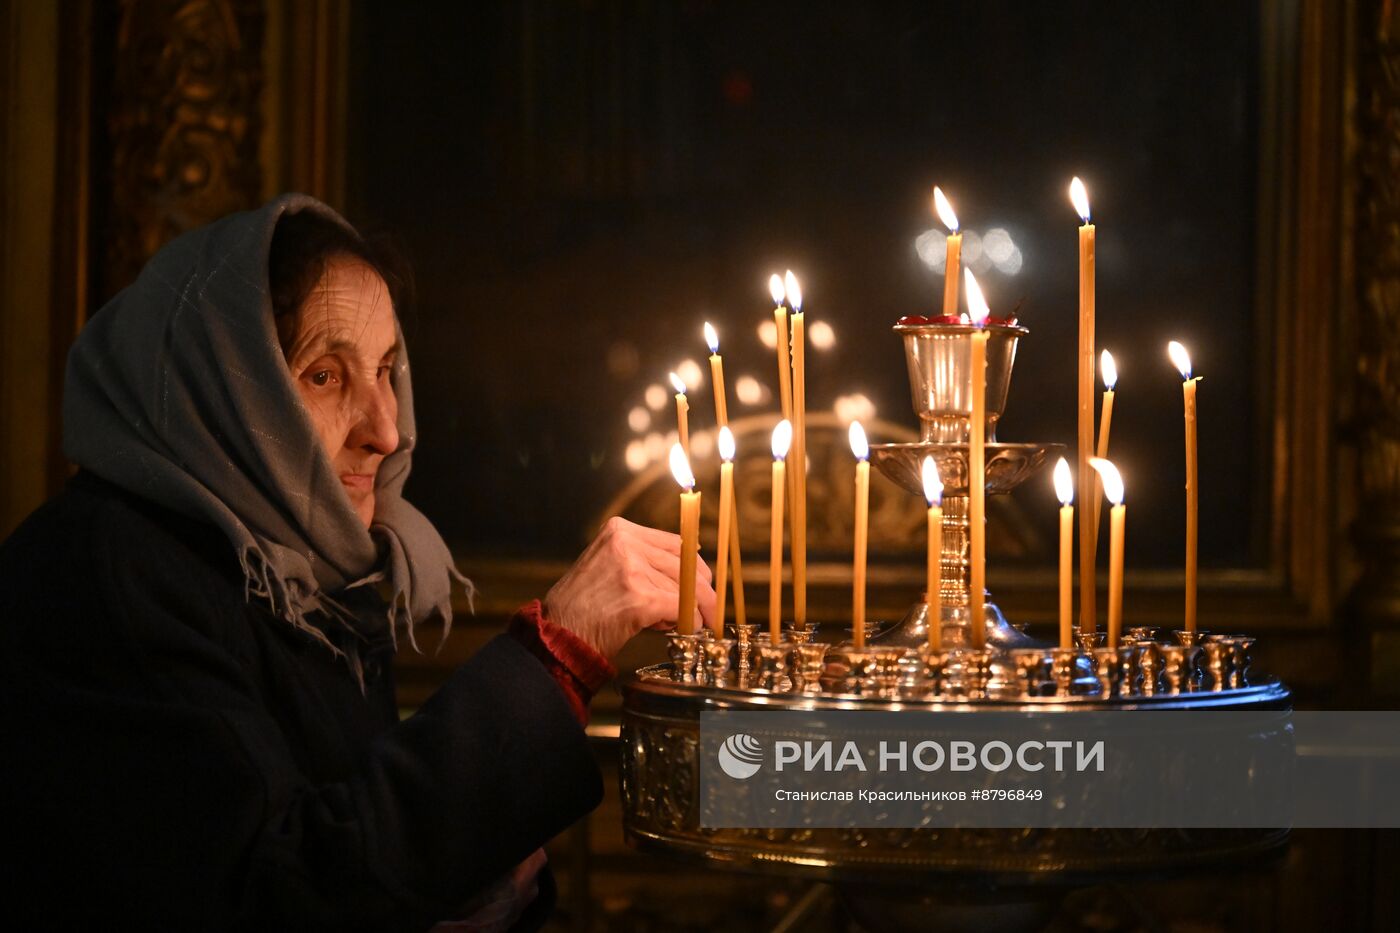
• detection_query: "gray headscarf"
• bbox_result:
[63,193,471,673]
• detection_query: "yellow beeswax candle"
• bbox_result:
[933,186,962,317]
[786,271,807,630]
[849,421,870,648]
[669,443,701,636]
[715,427,735,636]
[1091,349,1117,558]
[1054,458,1075,650]
[1090,458,1126,649]
[1070,177,1097,641]
[965,269,990,650]
[704,323,746,627]
[922,455,944,650]
[1169,341,1200,634]
[669,371,690,463]
[768,420,792,643]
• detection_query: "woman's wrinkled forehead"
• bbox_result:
[279,257,399,363]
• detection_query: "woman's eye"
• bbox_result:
[377,365,391,381]
[310,370,334,387]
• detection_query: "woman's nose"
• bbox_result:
[350,383,399,456]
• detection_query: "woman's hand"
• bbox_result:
[431,848,547,933]
[543,516,716,661]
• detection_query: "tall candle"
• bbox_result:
[922,455,944,651]
[1054,458,1075,650]
[704,323,747,627]
[768,420,792,643]
[1070,177,1097,641]
[714,427,735,636]
[1169,341,1200,633]
[1090,458,1126,648]
[770,274,793,421]
[849,421,870,648]
[669,443,701,636]
[933,186,962,316]
[786,271,808,630]
[1091,349,1117,557]
[965,269,990,650]
[669,371,691,463]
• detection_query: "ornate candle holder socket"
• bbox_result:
[1008,648,1052,697]
[842,649,877,695]
[1076,631,1107,652]
[920,648,953,699]
[1051,648,1079,697]
[1125,626,1161,645]
[1115,644,1141,694]
[1137,642,1164,696]
[870,647,907,699]
[754,642,793,692]
[1220,636,1256,688]
[701,638,735,687]
[1090,647,1125,698]
[793,643,830,694]
[788,628,814,648]
[962,648,995,699]
[666,633,704,683]
[730,623,760,679]
[1172,629,1207,647]
[1200,641,1233,691]
[1159,645,1201,695]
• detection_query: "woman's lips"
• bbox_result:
[339,473,375,494]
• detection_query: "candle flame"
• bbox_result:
[1069,176,1091,223]
[933,186,959,233]
[964,269,991,325]
[718,425,736,462]
[848,420,869,461]
[704,321,719,354]
[1053,457,1074,506]
[669,442,696,490]
[921,454,943,506]
[769,273,786,307]
[1089,457,1124,505]
[669,371,687,395]
[1101,349,1118,391]
[772,419,793,460]
[1167,340,1192,380]
[784,270,803,313]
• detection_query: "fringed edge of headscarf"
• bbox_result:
[237,544,369,691]
[237,542,479,692]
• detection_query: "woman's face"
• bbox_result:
[280,257,400,528]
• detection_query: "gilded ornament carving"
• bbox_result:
[103,0,264,299]
[1352,0,1400,660]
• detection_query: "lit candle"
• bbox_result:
[922,454,944,650]
[1089,458,1126,648]
[786,270,808,630]
[849,421,870,648]
[768,419,792,643]
[669,371,691,463]
[1091,348,1117,558]
[933,186,962,317]
[1054,458,1075,650]
[1168,340,1200,634]
[964,269,990,649]
[770,274,793,422]
[1070,176,1097,641]
[669,443,701,636]
[704,323,747,628]
[714,427,736,636]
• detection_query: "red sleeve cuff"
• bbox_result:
[506,600,616,726]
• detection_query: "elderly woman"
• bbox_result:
[0,195,713,931]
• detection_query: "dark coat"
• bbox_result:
[0,473,602,932]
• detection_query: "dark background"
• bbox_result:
[345,0,1260,568]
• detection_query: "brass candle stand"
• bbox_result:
[623,316,1291,922]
